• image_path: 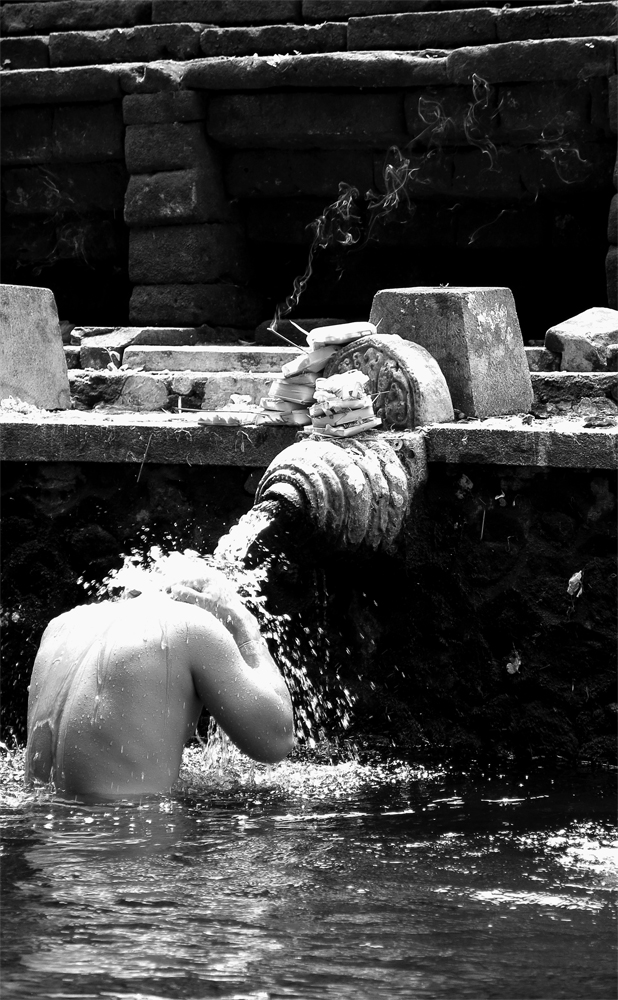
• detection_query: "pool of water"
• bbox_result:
[1,743,616,1000]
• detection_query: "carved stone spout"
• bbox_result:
[255,434,413,552]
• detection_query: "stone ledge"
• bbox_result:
[423,416,618,469]
[1,412,616,470]
[0,410,298,467]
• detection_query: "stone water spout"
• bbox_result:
[248,331,454,554]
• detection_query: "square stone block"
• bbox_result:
[0,283,70,409]
[369,286,533,418]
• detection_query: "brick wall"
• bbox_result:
[1,0,616,330]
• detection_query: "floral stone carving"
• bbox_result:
[322,333,453,429]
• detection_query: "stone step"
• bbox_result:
[65,365,618,417]
[121,345,300,372]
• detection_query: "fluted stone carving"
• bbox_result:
[322,333,454,429]
[255,434,412,552]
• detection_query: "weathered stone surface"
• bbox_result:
[225,150,374,199]
[0,35,49,69]
[1,216,122,266]
[116,373,169,410]
[0,65,122,105]
[545,307,618,372]
[123,345,298,372]
[303,1,432,20]
[447,38,617,85]
[525,347,560,372]
[53,103,124,162]
[496,2,617,43]
[153,0,301,24]
[128,224,249,284]
[530,371,618,407]
[610,76,617,135]
[71,324,247,347]
[123,90,205,124]
[609,193,618,244]
[49,24,203,67]
[125,122,211,173]
[64,345,80,368]
[3,163,128,215]
[129,284,263,327]
[348,8,497,51]
[424,417,618,469]
[323,333,454,428]
[207,93,407,148]
[184,51,449,90]
[495,81,607,145]
[124,167,230,227]
[0,410,298,466]
[519,142,614,197]
[0,283,70,409]
[1,106,53,165]
[79,328,144,369]
[369,286,533,418]
[1,1,151,35]
[118,61,186,94]
[200,22,346,56]
[607,246,618,310]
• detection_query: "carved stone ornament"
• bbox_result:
[255,435,413,552]
[322,333,453,429]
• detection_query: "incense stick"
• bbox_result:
[267,322,311,353]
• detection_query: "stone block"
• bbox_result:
[404,84,500,147]
[369,203,457,248]
[124,167,231,227]
[152,1,302,24]
[451,148,524,201]
[125,122,211,173]
[184,51,448,91]
[118,62,186,95]
[348,8,497,51]
[609,193,618,245]
[80,328,142,369]
[0,283,70,409]
[0,35,49,69]
[525,346,560,372]
[303,1,431,20]
[447,38,617,86]
[116,374,169,410]
[123,91,206,125]
[64,345,80,368]
[496,2,617,43]
[52,103,124,162]
[49,23,203,68]
[545,307,618,371]
[1,1,151,35]
[496,81,601,145]
[607,246,618,309]
[3,163,128,215]
[369,286,533,418]
[128,224,249,284]
[0,65,122,105]
[129,284,263,327]
[1,106,53,165]
[207,93,406,149]
[519,142,615,197]
[225,149,374,199]
[1,217,56,264]
[123,345,297,372]
[200,22,346,56]
[71,325,241,348]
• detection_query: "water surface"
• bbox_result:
[1,745,616,1000]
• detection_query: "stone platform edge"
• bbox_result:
[1,411,616,470]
